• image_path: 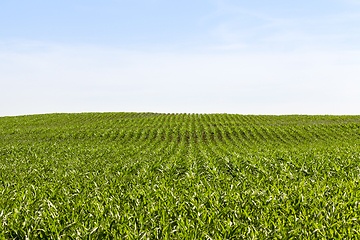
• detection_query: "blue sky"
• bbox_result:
[1,0,360,116]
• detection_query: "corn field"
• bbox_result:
[1,112,360,239]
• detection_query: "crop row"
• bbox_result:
[1,113,360,239]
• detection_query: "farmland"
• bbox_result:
[1,112,360,239]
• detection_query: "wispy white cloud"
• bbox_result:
[341,0,360,5]
[1,41,360,116]
[205,0,360,52]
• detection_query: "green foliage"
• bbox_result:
[1,112,360,239]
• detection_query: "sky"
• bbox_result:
[1,0,360,116]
